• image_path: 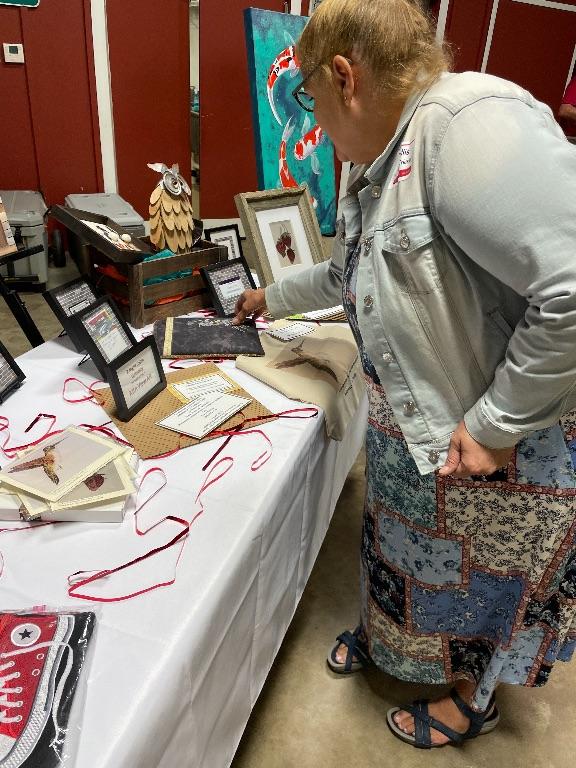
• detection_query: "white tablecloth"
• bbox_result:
[0,334,367,768]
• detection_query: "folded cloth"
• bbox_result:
[236,322,364,440]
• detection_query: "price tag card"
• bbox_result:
[267,322,316,342]
[157,392,252,439]
[168,373,234,403]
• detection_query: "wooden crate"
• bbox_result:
[91,240,225,328]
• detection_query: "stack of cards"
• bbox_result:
[266,322,316,342]
[0,427,137,523]
[287,305,347,322]
[158,370,252,440]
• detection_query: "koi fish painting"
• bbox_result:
[244,8,336,235]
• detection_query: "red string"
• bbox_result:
[76,422,133,448]
[201,406,319,471]
[0,414,61,459]
[133,467,168,535]
[62,377,104,403]
[0,522,53,535]
[66,456,234,602]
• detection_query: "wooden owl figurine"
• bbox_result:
[147,163,195,253]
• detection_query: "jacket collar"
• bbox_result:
[363,86,429,184]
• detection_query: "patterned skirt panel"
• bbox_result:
[342,242,576,710]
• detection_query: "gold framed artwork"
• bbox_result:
[234,185,325,288]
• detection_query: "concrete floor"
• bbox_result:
[2,261,575,768]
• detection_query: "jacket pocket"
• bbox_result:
[375,212,445,294]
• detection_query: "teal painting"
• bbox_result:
[244,8,336,235]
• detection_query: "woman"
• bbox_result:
[234,0,576,749]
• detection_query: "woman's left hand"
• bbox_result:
[438,420,514,478]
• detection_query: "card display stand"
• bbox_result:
[91,240,226,328]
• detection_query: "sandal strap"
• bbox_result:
[449,689,496,739]
[404,700,466,747]
[334,626,370,671]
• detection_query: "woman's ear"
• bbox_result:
[332,54,355,104]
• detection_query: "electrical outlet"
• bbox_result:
[3,43,25,64]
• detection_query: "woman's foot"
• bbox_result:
[392,681,478,746]
[326,626,371,674]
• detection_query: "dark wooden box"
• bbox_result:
[90,240,226,328]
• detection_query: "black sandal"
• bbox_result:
[386,687,500,749]
[326,625,371,674]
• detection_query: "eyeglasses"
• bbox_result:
[291,57,354,113]
[291,62,322,113]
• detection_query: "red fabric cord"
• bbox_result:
[66,457,234,602]
[0,394,317,601]
[0,413,61,459]
[62,377,104,403]
[201,407,319,471]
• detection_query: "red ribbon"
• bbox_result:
[202,407,319,471]
[62,377,104,403]
[77,422,133,448]
[66,457,234,602]
[133,467,168,535]
[0,414,61,459]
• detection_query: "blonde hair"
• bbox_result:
[297,0,451,100]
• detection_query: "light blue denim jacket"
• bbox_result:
[265,72,576,474]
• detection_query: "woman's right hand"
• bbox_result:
[232,288,267,325]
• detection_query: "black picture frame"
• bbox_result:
[0,341,25,404]
[200,256,256,317]
[75,296,137,380]
[107,337,166,421]
[204,224,244,261]
[43,276,102,352]
[48,205,152,265]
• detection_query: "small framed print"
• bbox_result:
[107,338,166,421]
[200,256,256,317]
[75,297,137,379]
[204,224,244,261]
[234,185,325,288]
[43,277,101,352]
[0,342,25,403]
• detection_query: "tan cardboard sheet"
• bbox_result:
[95,363,276,459]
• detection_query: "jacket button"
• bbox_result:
[400,229,410,250]
[402,400,417,416]
[382,352,394,364]
[428,449,440,464]
[340,231,346,242]
[363,295,374,309]
[371,185,382,198]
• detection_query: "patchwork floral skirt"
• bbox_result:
[360,376,576,710]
